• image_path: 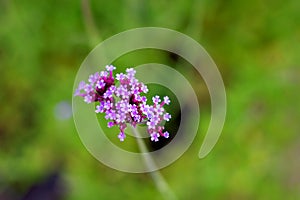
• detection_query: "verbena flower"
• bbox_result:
[74,65,172,142]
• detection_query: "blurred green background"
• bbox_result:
[1,0,300,199]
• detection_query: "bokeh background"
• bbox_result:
[1,0,300,199]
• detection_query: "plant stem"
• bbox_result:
[81,0,101,47]
[131,127,177,200]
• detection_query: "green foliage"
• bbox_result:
[1,0,299,199]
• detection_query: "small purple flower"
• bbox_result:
[74,89,81,96]
[141,84,148,93]
[106,65,116,72]
[152,95,161,104]
[163,113,171,121]
[163,96,171,105]
[103,89,113,98]
[116,73,126,81]
[100,71,108,77]
[84,94,94,103]
[147,121,156,129]
[95,104,104,113]
[75,65,172,142]
[84,84,94,93]
[88,72,100,84]
[155,106,165,115]
[105,109,116,120]
[163,131,169,138]
[96,79,105,89]
[150,132,160,142]
[118,132,126,142]
[107,121,115,128]
[78,81,86,90]
[126,68,136,78]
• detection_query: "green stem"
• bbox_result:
[131,127,177,200]
[81,0,101,47]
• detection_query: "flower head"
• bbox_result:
[75,65,172,142]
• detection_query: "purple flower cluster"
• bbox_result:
[74,65,171,142]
